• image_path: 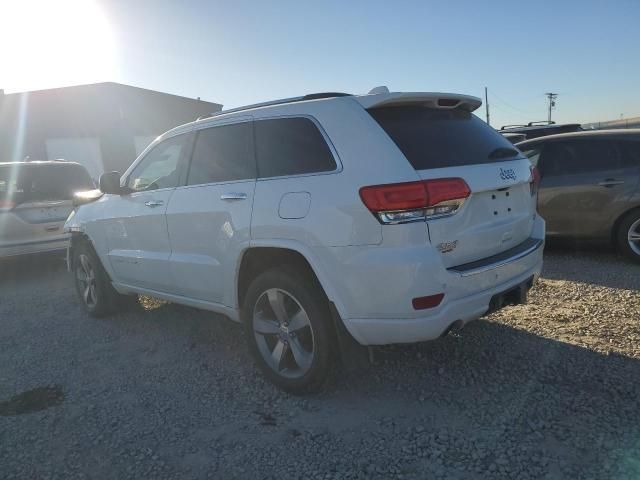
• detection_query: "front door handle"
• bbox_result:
[597,179,625,188]
[144,200,164,207]
[220,192,247,201]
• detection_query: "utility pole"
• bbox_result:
[545,93,558,123]
[484,87,490,126]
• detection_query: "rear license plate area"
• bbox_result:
[486,276,534,314]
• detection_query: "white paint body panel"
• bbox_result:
[166,179,255,304]
[102,189,175,292]
[65,91,544,346]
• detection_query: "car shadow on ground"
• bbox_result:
[326,319,640,477]
[2,252,640,477]
[542,242,640,290]
[107,297,640,475]
[0,251,67,287]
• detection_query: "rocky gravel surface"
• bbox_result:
[1,248,639,479]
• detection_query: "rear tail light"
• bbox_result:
[0,200,16,209]
[529,166,540,196]
[359,178,470,224]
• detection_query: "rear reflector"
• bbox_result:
[412,293,445,310]
[359,178,470,224]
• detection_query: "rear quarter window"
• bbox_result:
[368,106,521,170]
[255,117,336,178]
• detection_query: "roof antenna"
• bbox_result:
[368,86,389,95]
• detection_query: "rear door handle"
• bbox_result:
[220,192,247,200]
[597,179,625,187]
[144,200,164,207]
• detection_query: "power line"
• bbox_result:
[489,91,532,114]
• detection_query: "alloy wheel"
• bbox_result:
[76,254,98,308]
[252,288,315,379]
[628,219,640,256]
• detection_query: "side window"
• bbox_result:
[540,140,618,177]
[255,117,336,178]
[617,140,640,168]
[127,134,189,191]
[187,122,255,185]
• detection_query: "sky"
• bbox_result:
[1,0,639,128]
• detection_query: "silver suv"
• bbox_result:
[0,161,94,258]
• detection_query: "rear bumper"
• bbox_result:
[0,237,69,258]
[344,259,540,345]
[325,217,545,346]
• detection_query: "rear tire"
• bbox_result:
[242,266,335,394]
[617,210,640,263]
[72,240,137,317]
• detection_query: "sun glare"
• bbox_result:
[0,0,117,92]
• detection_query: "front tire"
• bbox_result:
[617,210,640,263]
[242,267,335,394]
[73,241,135,317]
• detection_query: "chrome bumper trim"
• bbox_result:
[447,238,544,277]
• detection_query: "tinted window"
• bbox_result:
[255,117,336,178]
[540,140,618,177]
[127,134,189,191]
[368,106,520,170]
[0,163,94,204]
[617,140,640,168]
[187,123,255,185]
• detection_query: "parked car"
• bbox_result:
[501,121,583,140]
[501,132,527,144]
[65,89,545,393]
[517,129,640,261]
[0,161,94,258]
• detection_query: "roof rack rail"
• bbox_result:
[500,124,527,130]
[196,92,352,120]
[527,121,555,126]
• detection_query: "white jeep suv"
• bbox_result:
[65,89,544,393]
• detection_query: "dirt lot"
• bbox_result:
[1,248,639,479]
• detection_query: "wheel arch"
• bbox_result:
[68,231,92,270]
[235,241,346,320]
[611,205,640,245]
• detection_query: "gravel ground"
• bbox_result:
[1,247,639,479]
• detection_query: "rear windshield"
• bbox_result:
[368,106,521,170]
[0,163,94,203]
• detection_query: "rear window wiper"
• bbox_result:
[488,147,520,160]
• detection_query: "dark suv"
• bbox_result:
[502,122,583,140]
[517,130,640,261]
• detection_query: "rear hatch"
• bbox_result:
[368,105,535,268]
[0,163,94,245]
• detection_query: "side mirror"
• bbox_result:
[99,171,123,194]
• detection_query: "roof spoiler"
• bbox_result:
[355,92,482,112]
